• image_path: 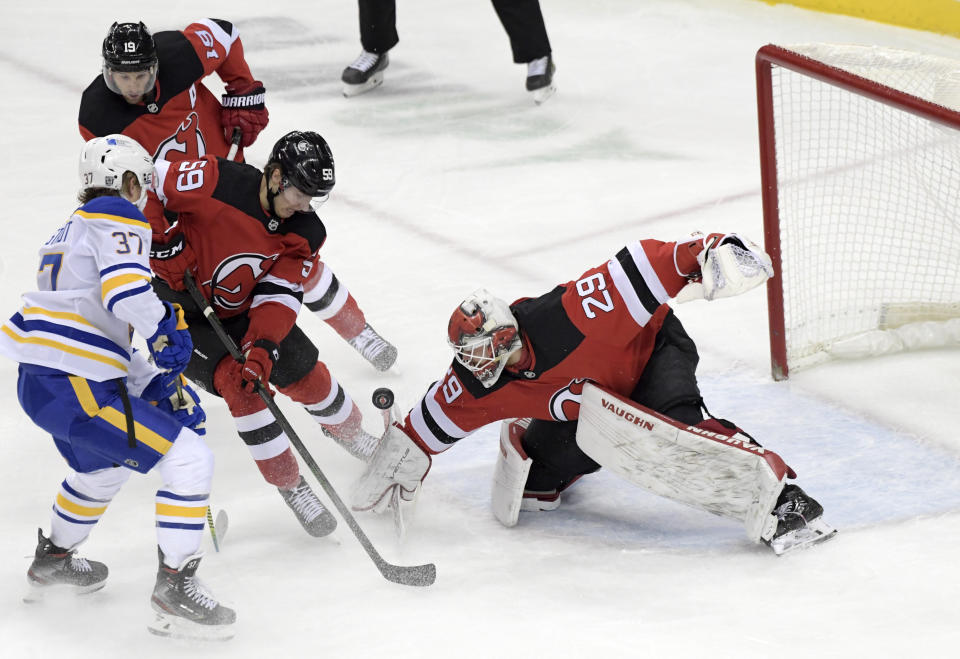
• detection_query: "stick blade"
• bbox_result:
[379,561,437,587]
[215,509,229,541]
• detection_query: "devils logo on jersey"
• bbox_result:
[209,252,279,310]
[153,111,207,163]
[549,378,591,422]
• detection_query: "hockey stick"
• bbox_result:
[174,378,223,552]
[371,388,408,538]
[226,127,242,161]
[205,506,221,552]
[182,270,436,587]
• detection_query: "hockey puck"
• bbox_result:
[372,387,395,410]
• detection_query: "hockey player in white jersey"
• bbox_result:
[0,135,235,640]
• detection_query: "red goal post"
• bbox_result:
[756,44,960,380]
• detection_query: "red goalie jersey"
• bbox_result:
[403,239,702,454]
[146,156,326,345]
[79,19,256,164]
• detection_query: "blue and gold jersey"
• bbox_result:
[0,196,166,381]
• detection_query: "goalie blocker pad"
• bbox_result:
[575,383,791,543]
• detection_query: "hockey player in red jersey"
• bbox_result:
[80,20,397,371]
[79,19,268,163]
[146,130,383,538]
[353,234,836,554]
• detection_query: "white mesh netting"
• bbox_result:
[768,44,960,372]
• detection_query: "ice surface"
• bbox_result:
[1,1,959,657]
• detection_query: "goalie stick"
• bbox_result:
[371,388,411,538]
[183,271,436,587]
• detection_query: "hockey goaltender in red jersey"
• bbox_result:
[145,130,384,538]
[80,19,397,372]
[352,233,837,554]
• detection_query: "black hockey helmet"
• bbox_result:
[102,22,158,72]
[268,131,335,197]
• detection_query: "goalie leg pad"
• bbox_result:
[491,419,534,527]
[575,383,789,543]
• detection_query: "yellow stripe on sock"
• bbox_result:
[56,493,108,518]
[155,503,208,518]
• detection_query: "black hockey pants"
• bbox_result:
[522,310,704,493]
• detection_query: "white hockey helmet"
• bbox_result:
[79,134,154,210]
[447,288,522,388]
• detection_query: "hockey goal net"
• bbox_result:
[756,43,960,380]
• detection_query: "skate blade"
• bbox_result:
[531,84,557,105]
[769,517,838,556]
[23,580,105,603]
[214,509,229,545]
[342,72,384,98]
[148,612,235,641]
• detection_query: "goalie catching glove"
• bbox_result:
[675,232,773,302]
[352,423,431,514]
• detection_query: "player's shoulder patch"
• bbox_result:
[75,196,149,229]
[210,159,265,217]
[512,286,585,372]
[280,212,327,253]
[155,30,204,98]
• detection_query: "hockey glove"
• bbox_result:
[142,373,207,435]
[147,302,194,373]
[221,80,269,148]
[351,423,432,514]
[149,227,197,292]
[238,338,279,392]
[675,233,773,302]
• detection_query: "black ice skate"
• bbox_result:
[765,484,837,555]
[279,476,338,537]
[24,528,108,602]
[526,55,556,105]
[347,322,398,371]
[342,50,389,97]
[148,550,236,641]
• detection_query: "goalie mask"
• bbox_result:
[79,135,154,210]
[447,289,522,388]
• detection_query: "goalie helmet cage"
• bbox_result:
[756,44,960,380]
